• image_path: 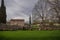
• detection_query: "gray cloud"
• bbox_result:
[0,0,38,22]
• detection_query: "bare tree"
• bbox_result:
[32,0,49,24]
[48,0,60,23]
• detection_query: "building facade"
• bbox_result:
[0,0,6,24]
[10,19,25,27]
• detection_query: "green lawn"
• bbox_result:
[0,30,60,40]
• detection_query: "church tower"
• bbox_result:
[0,0,6,24]
[29,15,31,28]
[29,15,31,25]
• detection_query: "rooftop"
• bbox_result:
[10,19,24,21]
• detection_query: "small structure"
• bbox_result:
[10,19,25,27]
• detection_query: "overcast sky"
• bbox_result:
[0,0,38,22]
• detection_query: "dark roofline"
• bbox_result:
[10,19,24,21]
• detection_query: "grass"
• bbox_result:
[0,30,60,40]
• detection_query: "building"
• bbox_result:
[0,0,7,24]
[10,19,25,27]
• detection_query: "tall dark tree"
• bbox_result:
[0,0,6,24]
